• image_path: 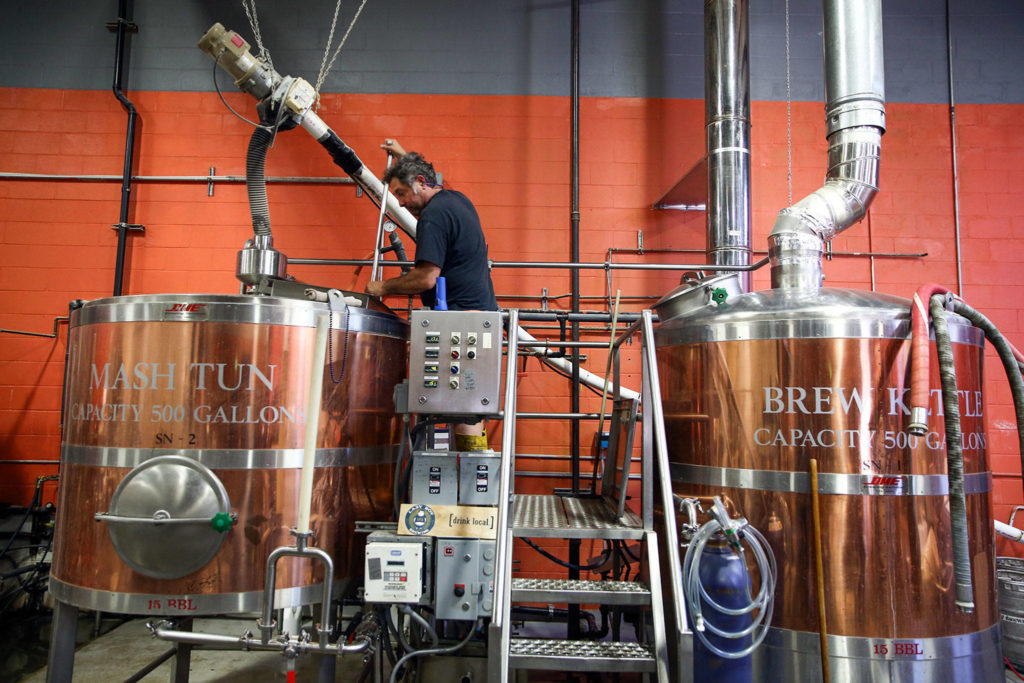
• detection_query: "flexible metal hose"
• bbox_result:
[950,299,1024,493]
[682,519,776,660]
[929,294,974,612]
[388,619,477,683]
[247,125,274,237]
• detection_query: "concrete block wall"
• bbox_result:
[1,0,1024,576]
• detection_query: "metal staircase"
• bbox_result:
[488,310,691,682]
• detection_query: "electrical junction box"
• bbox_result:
[407,310,503,416]
[458,450,500,507]
[434,538,496,620]
[411,451,458,506]
[364,538,427,604]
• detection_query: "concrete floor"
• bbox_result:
[22,617,372,682]
[19,614,1024,682]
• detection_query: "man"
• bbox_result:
[366,140,498,449]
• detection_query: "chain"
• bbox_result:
[314,0,371,110]
[327,306,351,384]
[241,0,273,72]
[785,0,793,205]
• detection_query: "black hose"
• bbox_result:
[951,299,1024,491]
[246,125,274,237]
[930,294,973,612]
[522,537,611,572]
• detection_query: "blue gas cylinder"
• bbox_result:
[691,543,753,683]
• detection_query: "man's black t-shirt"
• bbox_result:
[414,189,498,311]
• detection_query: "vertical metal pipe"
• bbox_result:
[112,0,138,297]
[705,0,752,292]
[767,0,886,289]
[945,0,964,297]
[568,0,582,641]
[45,600,79,682]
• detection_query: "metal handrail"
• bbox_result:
[639,309,692,679]
[489,308,519,683]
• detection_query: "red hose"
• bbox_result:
[909,284,954,434]
[287,670,296,683]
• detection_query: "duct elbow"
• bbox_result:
[768,125,882,289]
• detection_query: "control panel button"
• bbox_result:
[466,348,477,359]
[450,349,460,359]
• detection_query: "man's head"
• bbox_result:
[383,152,440,217]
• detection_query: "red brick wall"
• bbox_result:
[2,88,1023,569]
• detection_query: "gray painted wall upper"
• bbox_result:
[0,0,1020,103]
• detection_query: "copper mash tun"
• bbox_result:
[50,293,407,616]
[655,0,1001,679]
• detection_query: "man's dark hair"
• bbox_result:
[383,152,438,187]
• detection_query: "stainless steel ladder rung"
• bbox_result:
[511,577,651,606]
[509,638,657,672]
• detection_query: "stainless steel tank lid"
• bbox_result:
[70,293,409,339]
[101,454,232,580]
[654,287,982,346]
[653,272,743,322]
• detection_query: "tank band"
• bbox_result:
[762,623,1000,661]
[61,444,400,469]
[71,295,408,339]
[49,577,346,615]
[670,463,992,496]
[655,317,982,346]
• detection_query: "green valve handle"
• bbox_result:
[711,287,729,304]
[210,512,233,533]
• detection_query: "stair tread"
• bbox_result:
[512,578,649,592]
[512,494,644,540]
[511,577,651,605]
[509,638,656,671]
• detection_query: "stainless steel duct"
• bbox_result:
[768,0,886,289]
[705,0,752,293]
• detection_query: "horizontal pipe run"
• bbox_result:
[0,172,355,185]
[0,460,59,466]
[516,471,641,480]
[515,412,613,420]
[515,311,642,323]
[151,625,371,655]
[289,257,770,272]
[608,246,925,260]
[512,340,629,349]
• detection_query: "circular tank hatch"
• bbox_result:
[103,454,232,580]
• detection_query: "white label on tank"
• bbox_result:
[482,333,492,349]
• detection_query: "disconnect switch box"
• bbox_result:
[434,538,496,620]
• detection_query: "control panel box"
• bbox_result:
[434,538,496,620]
[410,451,458,505]
[458,451,501,507]
[407,310,503,416]
[364,534,431,604]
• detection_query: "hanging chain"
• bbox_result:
[327,306,352,384]
[785,0,793,205]
[314,0,371,110]
[241,0,274,72]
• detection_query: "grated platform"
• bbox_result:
[511,494,644,540]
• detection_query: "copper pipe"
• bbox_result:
[810,458,830,683]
